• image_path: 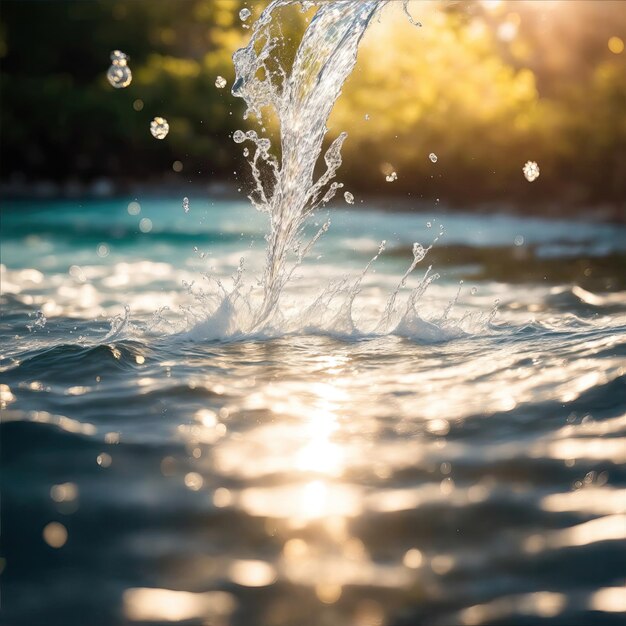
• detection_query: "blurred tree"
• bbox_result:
[0,0,624,212]
[329,0,626,209]
[0,0,250,185]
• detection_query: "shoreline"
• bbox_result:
[1,179,624,224]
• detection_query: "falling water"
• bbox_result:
[230,0,386,326]
[184,0,490,342]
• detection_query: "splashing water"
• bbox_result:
[176,1,483,342]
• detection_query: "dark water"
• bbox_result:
[1,199,626,626]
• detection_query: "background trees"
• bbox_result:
[1,0,625,210]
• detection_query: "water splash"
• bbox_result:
[229,1,387,327]
[178,1,488,343]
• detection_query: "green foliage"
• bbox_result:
[1,0,625,209]
[0,0,249,183]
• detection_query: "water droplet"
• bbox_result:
[97,243,109,258]
[127,201,141,215]
[107,50,132,88]
[139,218,153,233]
[215,75,227,89]
[364,114,370,121]
[239,8,251,21]
[233,130,246,144]
[426,221,432,228]
[97,452,112,467]
[385,171,398,182]
[344,191,354,205]
[182,197,190,213]
[514,235,524,246]
[429,152,438,163]
[471,287,478,295]
[523,160,540,182]
[27,310,47,331]
[412,243,426,261]
[150,117,169,140]
[243,147,250,157]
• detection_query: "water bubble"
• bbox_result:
[182,197,190,213]
[127,201,141,215]
[107,50,132,88]
[239,8,251,21]
[243,147,250,157]
[523,160,540,182]
[233,130,246,144]
[215,75,227,89]
[344,191,355,205]
[139,218,153,233]
[150,117,169,140]
[385,171,398,182]
[429,152,438,163]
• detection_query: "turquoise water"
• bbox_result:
[2,198,626,626]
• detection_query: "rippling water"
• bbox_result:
[2,198,626,625]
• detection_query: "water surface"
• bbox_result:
[2,198,626,626]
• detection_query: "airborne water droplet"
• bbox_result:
[215,76,227,89]
[182,197,190,213]
[239,8,251,21]
[385,171,398,182]
[150,117,169,139]
[107,50,132,88]
[243,147,250,157]
[233,130,246,144]
[523,160,540,182]
[429,152,438,163]
[344,191,355,205]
